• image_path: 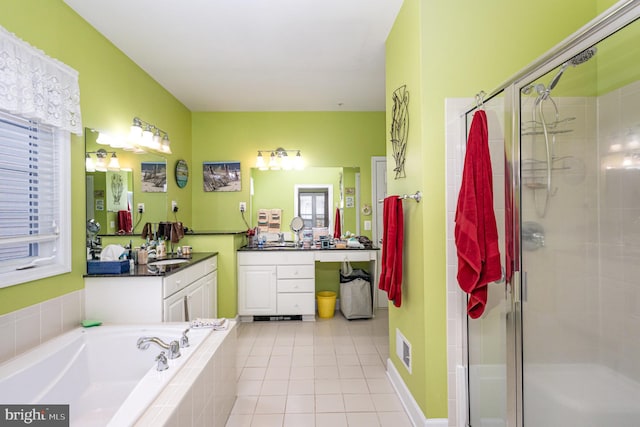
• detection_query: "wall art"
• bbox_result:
[203,161,241,192]
[391,85,409,179]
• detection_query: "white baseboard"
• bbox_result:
[386,358,449,427]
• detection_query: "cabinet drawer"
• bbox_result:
[238,251,314,265]
[277,278,315,293]
[163,269,188,297]
[314,250,374,262]
[277,293,315,315]
[203,256,217,274]
[277,264,314,279]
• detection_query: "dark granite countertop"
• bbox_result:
[84,252,218,278]
[237,245,378,252]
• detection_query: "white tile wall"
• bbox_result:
[0,290,84,364]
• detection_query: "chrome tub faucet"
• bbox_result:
[137,336,181,359]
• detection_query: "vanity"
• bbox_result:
[84,252,218,323]
[237,247,378,321]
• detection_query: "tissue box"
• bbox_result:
[87,260,130,275]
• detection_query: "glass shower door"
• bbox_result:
[519,16,640,427]
[466,93,509,427]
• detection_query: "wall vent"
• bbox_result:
[395,328,412,373]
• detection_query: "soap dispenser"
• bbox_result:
[157,240,166,258]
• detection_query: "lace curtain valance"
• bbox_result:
[0,25,82,135]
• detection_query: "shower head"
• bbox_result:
[547,47,597,92]
[569,47,597,66]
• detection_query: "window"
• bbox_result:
[0,110,71,288]
[295,185,332,229]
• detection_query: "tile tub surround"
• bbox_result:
[136,321,238,426]
[0,289,84,364]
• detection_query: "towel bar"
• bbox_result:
[378,191,422,203]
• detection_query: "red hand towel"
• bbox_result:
[378,196,404,307]
[455,110,502,319]
[333,208,341,238]
[117,210,132,234]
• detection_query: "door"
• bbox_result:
[518,16,640,427]
[371,156,387,308]
[238,265,277,315]
[464,94,510,427]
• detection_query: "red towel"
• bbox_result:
[378,196,404,307]
[455,110,501,319]
[117,210,132,234]
[333,208,341,238]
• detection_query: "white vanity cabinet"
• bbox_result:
[85,255,217,323]
[237,251,315,321]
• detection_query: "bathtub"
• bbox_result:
[0,323,213,427]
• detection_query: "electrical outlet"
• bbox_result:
[239,202,247,212]
[137,203,145,213]
[172,200,178,212]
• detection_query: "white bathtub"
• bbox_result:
[0,323,212,427]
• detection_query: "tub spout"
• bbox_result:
[137,336,181,359]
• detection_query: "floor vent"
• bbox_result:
[396,328,412,373]
[253,315,302,322]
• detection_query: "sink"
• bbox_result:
[148,258,190,266]
[264,242,297,248]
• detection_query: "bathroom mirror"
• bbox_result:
[250,166,360,237]
[85,128,167,235]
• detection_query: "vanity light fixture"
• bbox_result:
[128,117,172,155]
[255,147,303,170]
[86,149,120,172]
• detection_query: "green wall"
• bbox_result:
[190,112,385,235]
[385,0,608,419]
[0,0,191,315]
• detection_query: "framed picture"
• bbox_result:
[106,170,128,211]
[203,161,241,192]
[346,196,355,208]
[141,161,167,193]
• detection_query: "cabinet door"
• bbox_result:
[186,276,207,320]
[164,288,187,322]
[238,265,277,315]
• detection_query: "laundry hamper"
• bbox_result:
[339,264,372,320]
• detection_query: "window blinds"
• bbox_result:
[0,110,59,265]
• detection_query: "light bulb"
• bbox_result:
[85,154,95,172]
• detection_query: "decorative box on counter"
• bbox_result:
[87,260,130,275]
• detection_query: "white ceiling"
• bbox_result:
[63,0,403,112]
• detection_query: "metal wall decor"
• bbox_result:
[390,85,409,179]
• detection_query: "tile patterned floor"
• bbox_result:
[225,309,413,427]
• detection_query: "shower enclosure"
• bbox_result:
[463,2,640,426]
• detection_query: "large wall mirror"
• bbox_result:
[85,128,167,236]
[250,166,360,237]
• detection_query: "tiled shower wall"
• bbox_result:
[597,80,640,382]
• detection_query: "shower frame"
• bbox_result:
[459,1,640,426]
